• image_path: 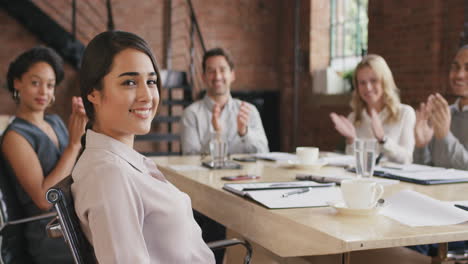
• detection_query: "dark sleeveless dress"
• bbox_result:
[1,115,73,264]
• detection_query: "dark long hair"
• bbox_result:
[79,30,161,124]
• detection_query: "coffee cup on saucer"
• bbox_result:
[340,179,384,209]
[296,147,319,164]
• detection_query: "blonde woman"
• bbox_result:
[330,54,415,164]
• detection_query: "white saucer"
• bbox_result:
[277,160,327,170]
[294,160,328,170]
[327,201,381,216]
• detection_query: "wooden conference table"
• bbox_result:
[149,155,468,264]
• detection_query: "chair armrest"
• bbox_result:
[207,238,252,264]
[0,212,56,232]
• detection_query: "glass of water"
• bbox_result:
[354,138,377,178]
[209,135,228,169]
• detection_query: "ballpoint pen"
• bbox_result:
[454,204,468,211]
[281,188,310,198]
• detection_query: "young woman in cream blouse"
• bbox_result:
[71,31,215,263]
[330,54,416,164]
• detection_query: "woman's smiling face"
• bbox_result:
[88,48,159,145]
[357,66,384,109]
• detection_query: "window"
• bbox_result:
[330,0,368,72]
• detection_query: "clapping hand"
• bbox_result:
[330,112,356,144]
[211,104,222,133]
[414,100,434,147]
[429,93,451,140]
[68,96,87,146]
[237,102,250,136]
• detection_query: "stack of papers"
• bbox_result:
[381,190,468,227]
[374,164,468,185]
[296,173,399,185]
[167,165,209,172]
[223,181,340,209]
[321,155,355,167]
[253,152,298,162]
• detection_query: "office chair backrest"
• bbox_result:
[0,153,33,263]
[46,176,97,264]
[47,176,252,264]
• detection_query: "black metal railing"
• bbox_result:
[186,0,207,98]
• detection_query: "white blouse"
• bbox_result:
[345,104,416,164]
[71,130,215,264]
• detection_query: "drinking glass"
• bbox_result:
[354,138,377,178]
[209,137,228,168]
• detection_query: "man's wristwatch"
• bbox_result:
[379,136,387,145]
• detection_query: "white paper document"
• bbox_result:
[297,173,399,186]
[223,181,335,196]
[167,165,209,172]
[321,155,355,167]
[253,152,298,162]
[381,190,468,227]
[246,187,342,209]
[223,181,339,209]
[375,164,468,181]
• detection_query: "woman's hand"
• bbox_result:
[330,112,356,144]
[68,96,88,147]
[369,108,385,141]
[414,101,434,147]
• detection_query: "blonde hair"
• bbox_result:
[351,54,401,125]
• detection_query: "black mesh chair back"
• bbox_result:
[0,153,34,263]
[46,176,97,264]
[47,176,252,264]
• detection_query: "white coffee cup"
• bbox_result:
[296,147,319,164]
[340,179,384,209]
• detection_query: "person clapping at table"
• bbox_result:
[330,54,416,164]
[181,48,269,155]
[413,45,468,170]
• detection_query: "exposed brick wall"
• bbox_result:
[0,8,78,121]
[299,0,465,152]
[0,0,465,153]
[172,0,282,93]
[368,0,465,107]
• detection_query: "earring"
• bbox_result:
[13,90,20,103]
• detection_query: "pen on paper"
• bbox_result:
[281,188,310,198]
[270,183,303,187]
[454,204,468,211]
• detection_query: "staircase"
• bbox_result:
[0,0,199,156]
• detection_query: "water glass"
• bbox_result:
[209,138,228,168]
[354,139,377,178]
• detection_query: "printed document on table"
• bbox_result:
[381,190,468,227]
[223,181,339,209]
[246,187,342,209]
[167,165,209,172]
[253,152,298,161]
[223,181,335,196]
[375,164,468,181]
[320,155,355,167]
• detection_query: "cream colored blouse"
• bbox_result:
[72,130,215,264]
